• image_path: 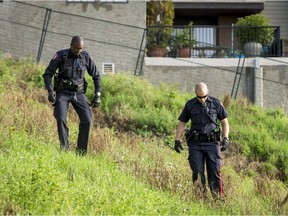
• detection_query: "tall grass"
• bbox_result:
[0,56,287,214]
[227,98,288,180]
[89,72,191,136]
[0,76,214,214]
[1,130,216,215]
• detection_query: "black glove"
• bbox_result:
[174,140,184,153]
[48,91,56,104]
[91,94,101,108]
[220,137,229,152]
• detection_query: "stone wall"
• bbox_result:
[0,1,146,73]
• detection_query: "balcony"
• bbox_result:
[146,25,281,58]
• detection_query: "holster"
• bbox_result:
[53,74,60,91]
[214,127,221,141]
[185,130,195,143]
[83,79,88,93]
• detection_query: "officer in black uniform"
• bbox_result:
[174,82,229,199]
[43,36,101,155]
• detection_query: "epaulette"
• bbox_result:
[80,51,89,58]
[61,49,69,63]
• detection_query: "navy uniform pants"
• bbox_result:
[188,141,224,198]
[54,91,92,154]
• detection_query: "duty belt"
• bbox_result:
[59,80,84,92]
[191,133,216,143]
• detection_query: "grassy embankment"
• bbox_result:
[0,56,287,214]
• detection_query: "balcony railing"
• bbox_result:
[146,25,281,58]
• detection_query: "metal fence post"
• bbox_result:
[37,8,52,63]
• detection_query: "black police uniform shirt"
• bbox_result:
[178,96,228,134]
[43,49,101,93]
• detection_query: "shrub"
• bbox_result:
[235,14,275,45]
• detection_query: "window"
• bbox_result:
[193,27,216,58]
[100,0,127,2]
[67,0,128,2]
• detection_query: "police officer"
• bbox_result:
[43,36,101,155]
[174,82,229,199]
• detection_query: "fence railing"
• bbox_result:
[146,25,281,58]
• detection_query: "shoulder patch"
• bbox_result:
[52,53,59,60]
[82,51,90,58]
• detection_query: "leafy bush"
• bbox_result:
[235,14,275,45]
[228,99,288,181]
[90,73,191,136]
[0,56,44,89]
[174,22,196,48]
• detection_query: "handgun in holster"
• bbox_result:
[53,74,60,91]
[214,127,221,141]
[185,129,196,143]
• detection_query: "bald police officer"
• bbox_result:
[174,82,229,199]
[43,36,101,155]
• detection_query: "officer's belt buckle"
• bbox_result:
[198,135,207,142]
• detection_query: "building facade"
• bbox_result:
[0,0,146,74]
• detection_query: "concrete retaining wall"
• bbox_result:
[143,57,288,111]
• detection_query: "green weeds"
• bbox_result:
[87,72,191,135]
[0,56,287,214]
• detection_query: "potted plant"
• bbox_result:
[174,22,196,58]
[146,27,170,57]
[146,0,174,57]
[234,14,275,56]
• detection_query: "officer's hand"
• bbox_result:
[48,91,56,104]
[220,137,229,152]
[91,94,100,108]
[174,140,184,153]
